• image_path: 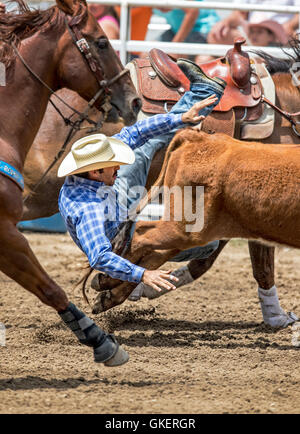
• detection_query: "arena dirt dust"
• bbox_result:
[0,234,299,413]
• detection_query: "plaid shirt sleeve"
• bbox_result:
[114,112,184,149]
[75,203,145,283]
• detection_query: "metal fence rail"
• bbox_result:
[27,0,300,63]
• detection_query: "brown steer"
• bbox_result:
[94,129,300,312]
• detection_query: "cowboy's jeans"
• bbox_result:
[114,79,224,262]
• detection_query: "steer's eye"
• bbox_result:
[98,38,108,49]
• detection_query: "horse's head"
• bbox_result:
[55,0,141,125]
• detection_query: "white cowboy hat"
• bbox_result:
[57,133,135,177]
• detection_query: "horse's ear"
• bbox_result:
[56,0,86,16]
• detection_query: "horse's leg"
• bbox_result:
[248,241,275,289]
[0,188,128,365]
[248,241,298,328]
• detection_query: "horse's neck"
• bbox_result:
[0,31,62,169]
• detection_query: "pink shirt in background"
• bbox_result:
[98,15,120,29]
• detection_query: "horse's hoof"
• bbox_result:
[264,311,299,329]
[104,345,129,367]
[94,334,129,366]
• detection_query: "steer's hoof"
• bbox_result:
[91,273,107,292]
[92,291,111,314]
[91,273,101,290]
[142,284,170,300]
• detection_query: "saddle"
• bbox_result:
[132,38,265,137]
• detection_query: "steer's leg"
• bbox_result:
[137,240,229,300]
[92,247,180,313]
[187,240,229,278]
[92,219,216,312]
[248,241,298,328]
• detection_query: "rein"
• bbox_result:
[261,95,300,137]
[12,15,129,203]
[11,41,105,128]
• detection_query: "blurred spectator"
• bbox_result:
[208,0,300,45]
[89,3,120,39]
[247,20,289,46]
[0,2,5,14]
[154,1,220,62]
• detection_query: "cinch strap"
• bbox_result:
[0,160,24,191]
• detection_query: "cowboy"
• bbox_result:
[58,62,226,297]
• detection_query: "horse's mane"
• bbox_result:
[0,0,88,70]
[252,39,300,75]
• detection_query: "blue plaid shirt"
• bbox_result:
[59,112,184,283]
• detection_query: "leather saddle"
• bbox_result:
[132,38,264,135]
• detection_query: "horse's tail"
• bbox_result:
[135,129,189,215]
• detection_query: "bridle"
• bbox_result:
[17,15,130,201]
[65,17,130,115]
[261,95,300,138]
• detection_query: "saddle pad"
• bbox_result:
[240,62,275,140]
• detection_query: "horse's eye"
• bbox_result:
[98,38,108,49]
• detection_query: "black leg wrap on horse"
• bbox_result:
[59,302,118,363]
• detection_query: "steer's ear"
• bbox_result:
[56,0,87,16]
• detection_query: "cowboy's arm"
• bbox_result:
[113,96,217,150]
[75,209,178,290]
[92,241,145,283]
[75,206,145,283]
[114,113,184,150]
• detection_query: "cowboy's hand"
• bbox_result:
[0,3,5,13]
[142,269,178,293]
[181,95,218,124]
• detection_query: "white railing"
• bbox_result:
[87,0,300,64]
[27,1,300,63]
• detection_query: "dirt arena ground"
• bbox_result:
[0,233,300,414]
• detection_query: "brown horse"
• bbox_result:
[22,44,300,318]
[0,0,140,362]
[91,128,300,312]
